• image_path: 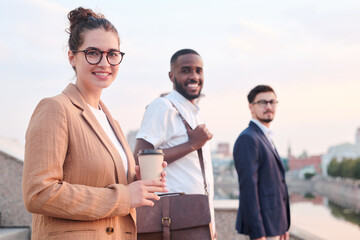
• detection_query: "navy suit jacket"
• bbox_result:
[233,121,290,239]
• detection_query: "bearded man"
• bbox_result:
[233,85,290,240]
[134,49,216,238]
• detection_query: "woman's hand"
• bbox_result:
[127,179,168,208]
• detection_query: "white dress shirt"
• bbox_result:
[136,90,215,231]
[89,104,128,174]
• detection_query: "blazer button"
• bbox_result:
[106,227,114,235]
[283,197,287,201]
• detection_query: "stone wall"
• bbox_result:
[215,208,249,240]
[287,175,360,212]
[214,207,303,240]
[314,177,360,212]
[0,152,31,227]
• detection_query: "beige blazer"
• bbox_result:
[23,83,137,240]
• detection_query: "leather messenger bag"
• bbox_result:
[137,192,212,240]
[137,99,213,240]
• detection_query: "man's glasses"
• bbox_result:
[252,99,278,108]
[72,49,125,66]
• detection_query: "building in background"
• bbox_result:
[288,154,322,178]
[216,142,231,157]
[322,128,360,176]
[212,142,238,199]
[286,143,322,178]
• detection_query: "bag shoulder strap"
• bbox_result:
[164,97,208,195]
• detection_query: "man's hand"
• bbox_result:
[187,124,213,150]
[280,232,289,240]
[254,237,266,240]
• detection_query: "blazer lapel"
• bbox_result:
[272,145,285,173]
[250,122,285,172]
[100,101,136,183]
[100,103,136,223]
[62,83,127,184]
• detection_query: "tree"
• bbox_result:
[328,158,340,177]
[304,172,315,179]
[327,157,360,179]
[341,158,355,178]
[353,157,360,180]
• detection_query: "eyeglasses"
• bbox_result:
[72,49,125,66]
[252,99,278,108]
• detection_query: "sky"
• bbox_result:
[1,0,360,157]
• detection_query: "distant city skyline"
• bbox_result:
[1,0,360,157]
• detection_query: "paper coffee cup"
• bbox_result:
[138,149,164,181]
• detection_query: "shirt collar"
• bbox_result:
[167,90,200,113]
[251,119,274,138]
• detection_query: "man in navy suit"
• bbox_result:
[233,85,290,240]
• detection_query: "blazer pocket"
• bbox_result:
[259,187,278,210]
[261,195,280,211]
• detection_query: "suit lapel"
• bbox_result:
[62,83,128,184]
[250,122,285,172]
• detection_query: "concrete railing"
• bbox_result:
[214,199,322,240]
[0,200,324,240]
[0,228,30,240]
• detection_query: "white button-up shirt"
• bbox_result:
[136,90,215,227]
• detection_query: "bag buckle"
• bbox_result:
[162,217,171,226]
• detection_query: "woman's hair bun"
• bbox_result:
[67,7,104,33]
[66,6,118,53]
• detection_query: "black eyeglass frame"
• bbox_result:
[72,49,125,66]
[252,99,279,107]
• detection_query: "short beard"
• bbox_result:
[261,118,273,123]
[174,78,201,101]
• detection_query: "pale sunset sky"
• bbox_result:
[1,0,359,157]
